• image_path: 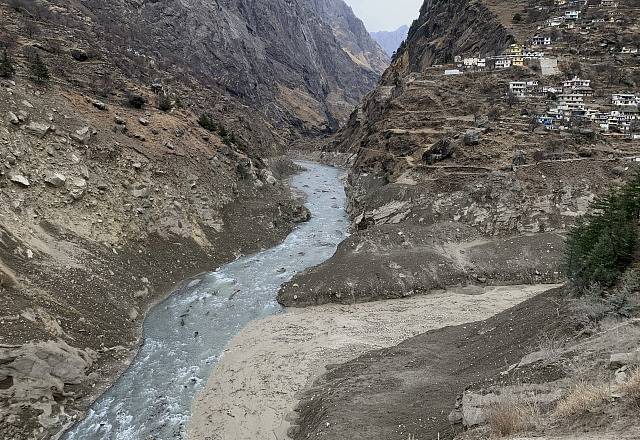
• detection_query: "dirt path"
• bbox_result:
[187,284,559,440]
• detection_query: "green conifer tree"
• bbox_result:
[0,50,15,79]
[28,52,50,83]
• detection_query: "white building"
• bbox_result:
[621,47,639,54]
[509,81,540,97]
[530,36,552,46]
[563,77,591,90]
[565,10,581,20]
[494,58,512,69]
[558,93,585,110]
[463,57,487,69]
[523,50,545,59]
[600,0,618,7]
[547,17,565,27]
[612,94,639,106]
[444,69,462,76]
[543,86,563,94]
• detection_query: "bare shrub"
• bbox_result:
[554,382,609,420]
[487,400,538,437]
[619,368,640,404]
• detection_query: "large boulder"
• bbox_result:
[44,171,66,188]
[70,48,89,61]
[70,126,92,144]
[0,341,96,430]
[422,138,454,164]
[464,130,480,146]
[24,122,51,138]
[9,173,30,187]
[6,111,19,125]
[66,177,87,200]
[512,149,527,167]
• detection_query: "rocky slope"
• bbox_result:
[279,0,640,438]
[280,0,640,307]
[370,25,409,57]
[310,0,390,75]
[0,0,385,438]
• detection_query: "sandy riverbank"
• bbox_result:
[188,284,560,440]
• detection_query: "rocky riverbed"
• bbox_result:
[63,161,349,439]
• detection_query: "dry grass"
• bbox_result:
[487,400,538,438]
[619,368,640,403]
[554,382,610,419]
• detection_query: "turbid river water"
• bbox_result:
[64,161,349,440]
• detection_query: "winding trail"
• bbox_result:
[64,161,349,440]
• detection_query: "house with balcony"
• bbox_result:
[612,94,639,106]
[565,10,581,19]
[504,44,524,57]
[509,81,540,98]
[530,36,552,46]
[494,57,512,69]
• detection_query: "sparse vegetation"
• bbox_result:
[619,368,640,404]
[198,113,238,146]
[487,399,538,437]
[565,172,640,293]
[0,49,15,78]
[157,94,172,112]
[127,92,146,109]
[512,13,523,23]
[26,50,49,83]
[554,382,609,419]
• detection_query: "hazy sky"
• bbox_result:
[344,0,423,32]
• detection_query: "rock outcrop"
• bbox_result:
[73,0,385,137]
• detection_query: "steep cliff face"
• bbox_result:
[370,25,409,57]
[384,0,513,80]
[310,0,390,75]
[71,0,383,136]
[0,0,382,437]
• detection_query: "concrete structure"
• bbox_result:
[509,81,540,98]
[494,58,512,69]
[504,44,524,57]
[563,77,591,89]
[530,36,552,46]
[612,94,639,106]
[565,10,581,19]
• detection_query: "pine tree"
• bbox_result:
[0,50,15,79]
[28,52,50,83]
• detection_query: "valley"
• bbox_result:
[1,0,640,439]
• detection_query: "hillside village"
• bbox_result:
[438,0,640,138]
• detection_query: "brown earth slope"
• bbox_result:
[288,288,572,440]
[0,0,387,437]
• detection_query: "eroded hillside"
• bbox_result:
[282,0,640,438]
[0,0,385,438]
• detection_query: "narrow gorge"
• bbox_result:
[2,0,640,439]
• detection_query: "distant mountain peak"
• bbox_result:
[370,25,410,56]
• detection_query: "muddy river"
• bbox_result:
[64,161,349,440]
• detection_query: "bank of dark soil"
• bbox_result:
[278,222,565,306]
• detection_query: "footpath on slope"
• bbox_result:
[187,284,558,440]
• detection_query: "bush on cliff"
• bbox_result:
[0,50,15,78]
[565,171,640,293]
